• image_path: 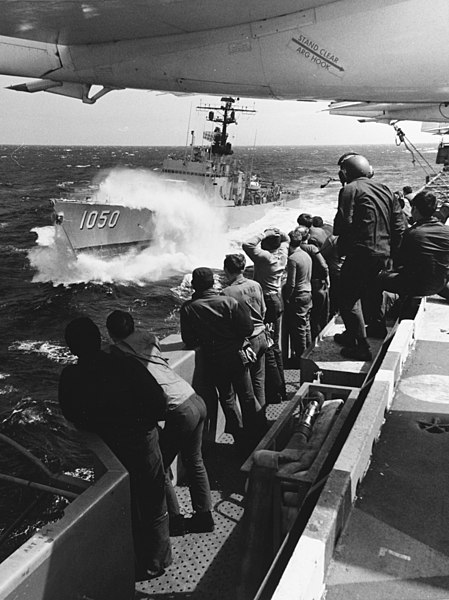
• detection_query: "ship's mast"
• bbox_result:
[197,97,256,155]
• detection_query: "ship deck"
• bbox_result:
[324,296,449,599]
[136,299,449,600]
[135,371,301,600]
[135,318,389,599]
[137,169,449,600]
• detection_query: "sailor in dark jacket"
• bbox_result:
[106,309,213,536]
[59,316,171,581]
[180,267,262,456]
[333,154,405,360]
[378,190,449,312]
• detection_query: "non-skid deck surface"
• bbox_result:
[136,369,302,599]
[324,297,449,600]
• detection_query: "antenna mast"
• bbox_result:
[197,97,256,155]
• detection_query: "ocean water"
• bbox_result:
[0,142,437,433]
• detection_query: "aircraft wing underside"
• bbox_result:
[1,0,449,118]
[329,102,449,124]
[0,0,335,45]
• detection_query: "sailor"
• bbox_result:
[180,267,262,458]
[320,233,344,318]
[402,185,414,223]
[377,190,449,314]
[222,253,269,414]
[308,215,331,249]
[105,310,214,536]
[58,317,171,581]
[242,229,289,401]
[333,154,405,360]
[283,228,313,364]
[294,225,330,340]
[296,213,313,228]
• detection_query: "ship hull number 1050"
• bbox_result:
[79,209,120,230]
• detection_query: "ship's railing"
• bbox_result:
[0,435,135,600]
[0,334,225,600]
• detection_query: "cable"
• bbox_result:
[393,123,438,178]
[393,123,449,199]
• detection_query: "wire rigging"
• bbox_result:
[393,123,438,177]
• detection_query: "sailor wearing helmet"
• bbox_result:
[332,154,405,361]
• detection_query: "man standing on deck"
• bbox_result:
[222,253,268,411]
[283,228,313,364]
[333,154,405,360]
[242,228,289,400]
[295,225,330,339]
[106,309,214,536]
[180,267,264,457]
[59,317,171,581]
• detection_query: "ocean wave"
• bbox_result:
[8,340,76,364]
[0,374,18,399]
[3,245,27,254]
[29,190,337,286]
[0,384,18,396]
[0,372,16,398]
[57,181,75,188]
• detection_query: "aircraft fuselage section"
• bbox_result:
[1,0,449,105]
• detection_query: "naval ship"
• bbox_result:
[52,97,300,255]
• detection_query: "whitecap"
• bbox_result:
[9,340,76,364]
[0,384,18,396]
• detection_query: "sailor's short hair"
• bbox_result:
[412,190,437,218]
[106,310,135,340]
[65,316,101,356]
[297,213,313,228]
[224,253,246,273]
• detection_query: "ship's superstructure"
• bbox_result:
[52,97,292,255]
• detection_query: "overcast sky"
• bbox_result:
[0,74,435,147]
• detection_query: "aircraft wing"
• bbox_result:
[0,0,334,45]
[2,0,449,113]
[329,102,449,124]
[421,122,449,136]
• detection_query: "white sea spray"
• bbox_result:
[28,166,340,285]
[9,340,76,364]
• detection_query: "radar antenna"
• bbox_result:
[197,97,256,155]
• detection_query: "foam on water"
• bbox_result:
[28,168,232,284]
[8,340,76,364]
[28,167,339,285]
[0,384,18,397]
